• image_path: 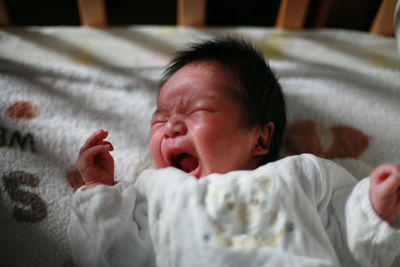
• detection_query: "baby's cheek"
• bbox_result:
[149,134,162,162]
[190,124,218,148]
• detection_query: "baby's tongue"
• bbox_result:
[179,154,199,173]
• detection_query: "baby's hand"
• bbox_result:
[76,129,115,188]
[370,164,400,227]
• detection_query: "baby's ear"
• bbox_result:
[252,122,275,156]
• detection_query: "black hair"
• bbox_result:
[161,37,286,165]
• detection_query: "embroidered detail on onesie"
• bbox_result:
[203,234,211,242]
[286,222,294,232]
[215,228,286,248]
[205,174,289,248]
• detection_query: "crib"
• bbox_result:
[0,0,397,36]
[0,1,399,267]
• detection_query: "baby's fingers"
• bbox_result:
[98,140,114,151]
[79,129,108,155]
[77,144,113,168]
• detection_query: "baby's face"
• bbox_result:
[150,61,260,178]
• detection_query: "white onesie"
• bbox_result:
[68,154,400,267]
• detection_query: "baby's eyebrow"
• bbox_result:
[153,95,218,116]
[153,98,193,115]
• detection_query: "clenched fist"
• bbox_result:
[370,164,400,227]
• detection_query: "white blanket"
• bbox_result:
[0,58,159,266]
[1,28,400,267]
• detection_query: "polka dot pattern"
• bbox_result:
[283,120,369,159]
[6,101,37,120]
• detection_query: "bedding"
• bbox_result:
[0,26,399,267]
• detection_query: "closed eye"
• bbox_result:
[151,115,167,126]
[151,120,166,126]
[189,108,214,115]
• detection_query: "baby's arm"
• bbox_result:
[294,155,399,267]
[76,129,116,188]
[70,130,156,267]
[345,166,400,267]
[369,164,400,227]
[68,180,155,267]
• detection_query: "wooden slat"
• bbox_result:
[276,0,310,30]
[0,0,10,25]
[77,0,108,27]
[313,0,333,28]
[370,0,396,36]
[177,0,206,27]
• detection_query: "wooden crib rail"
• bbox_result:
[0,0,10,25]
[77,0,107,27]
[370,0,397,36]
[0,0,396,36]
[177,0,206,27]
[275,0,310,30]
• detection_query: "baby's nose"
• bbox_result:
[164,116,187,138]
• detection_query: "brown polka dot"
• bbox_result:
[283,120,369,159]
[65,169,85,191]
[325,126,369,158]
[283,120,322,156]
[6,101,37,120]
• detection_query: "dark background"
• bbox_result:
[4,0,382,32]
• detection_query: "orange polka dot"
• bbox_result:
[283,120,322,156]
[6,101,37,120]
[283,120,369,159]
[325,126,369,159]
[65,169,85,191]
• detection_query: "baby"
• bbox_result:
[69,38,400,267]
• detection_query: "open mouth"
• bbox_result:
[171,153,199,175]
